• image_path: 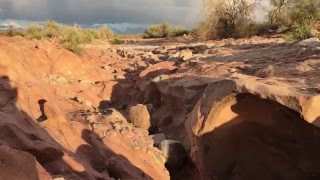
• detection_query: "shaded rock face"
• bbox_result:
[141,76,215,140]
[185,79,320,180]
[159,140,187,169]
[0,145,51,180]
[150,133,166,147]
[106,156,152,180]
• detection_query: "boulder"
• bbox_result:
[141,52,159,64]
[159,140,187,169]
[128,104,151,130]
[255,65,274,78]
[150,133,166,147]
[179,50,193,61]
[298,38,320,47]
[185,76,320,179]
[151,75,170,83]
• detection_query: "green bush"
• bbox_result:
[144,22,170,38]
[43,20,61,38]
[168,26,190,37]
[269,0,320,26]
[112,36,124,44]
[269,0,320,40]
[286,18,314,41]
[25,25,45,39]
[144,22,190,38]
[59,27,93,54]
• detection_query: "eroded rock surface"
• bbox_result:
[0,35,320,180]
[0,37,169,180]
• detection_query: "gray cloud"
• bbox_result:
[0,0,201,28]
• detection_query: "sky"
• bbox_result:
[0,0,202,33]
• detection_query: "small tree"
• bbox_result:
[7,25,14,37]
[269,0,290,25]
[199,0,261,39]
[289,0,320,23]
[269,0,320,26]
[269,0,320,40]
[160,22,170,38]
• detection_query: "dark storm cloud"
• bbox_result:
[0,0,201,27]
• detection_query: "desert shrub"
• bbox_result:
[7,20,115,54]
[95,27,114,39]
[43,20,61,38]
[234,22,258,38]
[11,29,26,37]
[144,23,190,38]
[81,30,97,43]
[286,18,314,41]
[289,0,320,24]
[144,22,170,38]
[269,0,320,40]
[168,26,190,37]
[60,28,84,54]
[63,42,82,55]
[196,21,216,39]
[199,0,261,39]
[269,0,320,25]
[18,21,113,54]
[86,29,100,39]
[25,25,45,39]
[59,27,94,54]
[112,36,124,44]
[7,25,26,37]
[269,0,291,26]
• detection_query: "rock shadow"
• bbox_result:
[0,76,104,179]
[197,93,320,180]
[76,129,152,179]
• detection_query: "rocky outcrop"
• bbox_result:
[143,75,216,140]
[68,108,169,179]
[1,34,320,180]
[185,76,320,180]
[0,37,169,180]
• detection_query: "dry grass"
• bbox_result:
[4,20,114,55]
